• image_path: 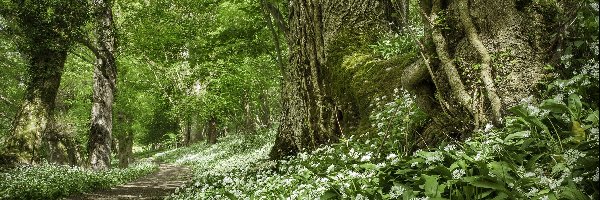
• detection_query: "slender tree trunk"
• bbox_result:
[206,117,218,144]
[207,117,217,145]
[243,93,256,133]
[9,50,67,164]
[259,91,271,129]
[182,119,191,145]
[88,0,117,170]
[118,131,133,168]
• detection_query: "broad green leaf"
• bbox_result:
[422,175,444,198]
[320,189,338,200]
[568,94,582,119]
[462,176,507,192]
[360,163,377,171]
[540,99,569,114]
[585,110,599,125]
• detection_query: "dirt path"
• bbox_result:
[68,164,192,200]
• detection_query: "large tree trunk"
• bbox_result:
[9,50,67,164]
[88,0,117,171]
[269,0,388,159]
[401,0,558,145]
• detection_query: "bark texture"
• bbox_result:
[269,0,388,159]
[88,0,117,170]
[401,0,558,145]
[8,50,68,164]
[207,117,218,145]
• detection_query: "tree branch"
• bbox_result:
[261,0,289,35]
[76,36,101,59]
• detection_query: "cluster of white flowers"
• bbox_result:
[564,149,586,166]
[389,185,405,198]
[452,169,466,180]
[443,144,456,152]
[424,151,444,165]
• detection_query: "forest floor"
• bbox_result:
[67,163,191,200]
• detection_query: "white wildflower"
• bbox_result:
[526,187,539,197]
[386,153,397,160]
[326,164,335,174]
[564,149,586,166]
[389,185,405,198]
[452,169,466,179]
[361,153,372,162]
[484,123,494,132]
[443,144,456,152]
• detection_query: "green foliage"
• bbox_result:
[0,161,158,200]
[157,71,598,199]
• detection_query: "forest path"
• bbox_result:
[67,164,191,200]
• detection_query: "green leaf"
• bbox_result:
[492,192,509,200]
[526,153,545,170]
[504,131,531,142]
[462,176,507,192]
[224,191,239,200]
[360,163,377,171]
[422,175,444,198]
[558,186,589,200]
[509,105,530,118]
[487,161,513,182]
[540,99,569,114]
[568,94,582,119]
[585,110,599,125]
[320,189,338,200]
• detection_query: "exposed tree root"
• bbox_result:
[457,0,502,124]
[430,0,473,115]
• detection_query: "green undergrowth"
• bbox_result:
[0,160,158,200]
[164,73,598,200]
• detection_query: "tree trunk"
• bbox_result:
[88,0,117,171]
[269,0,388,159]
[118,131,133,168]
[182,119,191,146]
[8,50,67,164]
[63,137,81,166]
[243,93,256,133]
[207,117,218,145]
[259,91,271,129]
[401,0,557,145]
[190,117,203,142]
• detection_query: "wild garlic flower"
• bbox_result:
[452,169,466,179]
[389,185,405,198]
[386,153,397,160]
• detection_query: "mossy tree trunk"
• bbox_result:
[9,50,67,164]
[88,0,117,171]
[401,0,559,145]
[268,0,389,159]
